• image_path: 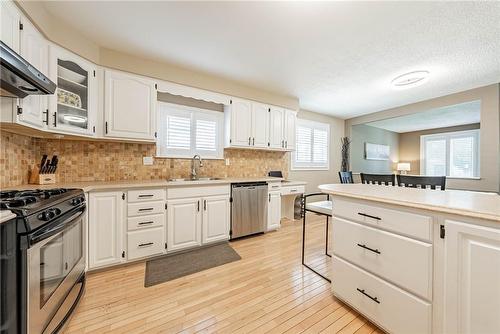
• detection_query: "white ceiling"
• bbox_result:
[42,1,500,119]
[366,100,481,133]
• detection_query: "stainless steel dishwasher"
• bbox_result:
[231,182,268,239]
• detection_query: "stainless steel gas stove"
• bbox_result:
[0,188,86,334]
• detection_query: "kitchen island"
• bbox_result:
[319,183,500,334]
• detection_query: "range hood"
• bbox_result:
[0,40,56,98]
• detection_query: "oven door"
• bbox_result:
[27,206,85,334]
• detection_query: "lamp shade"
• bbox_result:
[397,162,411,171]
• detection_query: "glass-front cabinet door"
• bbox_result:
[48,44,97,136]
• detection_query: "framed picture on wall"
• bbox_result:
[365,142,390,160]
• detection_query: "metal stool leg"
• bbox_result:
[302,210,331,283]
[325,216,331,257]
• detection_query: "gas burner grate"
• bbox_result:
[0,196,38,209]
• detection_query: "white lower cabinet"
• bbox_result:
[88,191,125,269]
[202,195,230,244]
[333,256,432,334]
[127,227,165,260]
[267,191,281,231]
[166,198,202,252]
[444,220,500,334]
[167,186,230,252]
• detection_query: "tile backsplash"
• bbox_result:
[0,131,289,188]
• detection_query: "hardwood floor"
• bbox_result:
[64,214,379,334]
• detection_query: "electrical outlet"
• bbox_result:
[143,156,153,165]
[225,158,230,166]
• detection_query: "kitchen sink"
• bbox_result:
[168,177,224,182]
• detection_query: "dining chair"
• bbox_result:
[338,171,354,184]
[360,173,396,186]
[397,175,446,190]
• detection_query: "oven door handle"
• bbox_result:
[30,206,86,245]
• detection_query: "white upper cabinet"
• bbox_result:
[444,220,500,334]
[48,44,97,136]
[269,106,284,149]
[0,0,21,53]
[18,18,48,129]
[251,102,270,148]
[284,109,297,151]
[104,69,157,141]
[225,98,252,147]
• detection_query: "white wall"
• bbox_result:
[350,124,399,174]
[288,110,345,193]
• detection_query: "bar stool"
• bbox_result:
[301,193,332,282]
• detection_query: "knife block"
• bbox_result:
[29,168,56,185]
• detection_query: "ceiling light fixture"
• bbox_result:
[63,114,87,123]
[391,70,430,89]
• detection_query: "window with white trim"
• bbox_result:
[420,129,480,178]
[292,119,330,170]
[156,102,224,159]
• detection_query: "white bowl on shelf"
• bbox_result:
[58,65,86,84]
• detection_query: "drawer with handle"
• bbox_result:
[281,185,305,196]
[332,197,433,241]
[128,201,165,217]
[332,256,432,334]
[127,227,165,260]
[128,188,166,203]
[268,182,281,191]
[333,217,432,300]
[127,213,165,231]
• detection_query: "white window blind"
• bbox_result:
[420,129,479,178]
[157,102,223,159]
[292,119,330,170]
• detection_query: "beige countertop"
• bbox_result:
[3,177,307,193]
[319,183,500,222]
[0,210,16,224]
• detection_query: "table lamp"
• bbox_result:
[397,162,411,175]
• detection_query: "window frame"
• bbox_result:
[420,129,480,179]
[156,102,224,159]
[291,119,330,171]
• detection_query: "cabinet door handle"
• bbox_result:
[43,109,48,124]
[248,137,251,145]
[138,194,154,198]
[290,189,297,192]
[197,201,200,212]
[285,140,287,148]
[138,208,154,212]
[356,288,380,304]
[138,221,154,226]
[252,137,255,146]
[269,193,271,202]
[357,212,381,221]
[138,242,154,247]
[357,243,381,254]
[53,112,57,127]
[204,200,207,211]
[281,140,284,148]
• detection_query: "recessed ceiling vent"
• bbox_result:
[391,70,430,89]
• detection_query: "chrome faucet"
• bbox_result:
[191,155,203,179]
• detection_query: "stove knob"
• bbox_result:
[39,210,51,221]
[70,198,80,206]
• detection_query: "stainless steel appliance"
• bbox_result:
[0,41,56,98]
[0,188,86,334]
[230,182,268,239]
